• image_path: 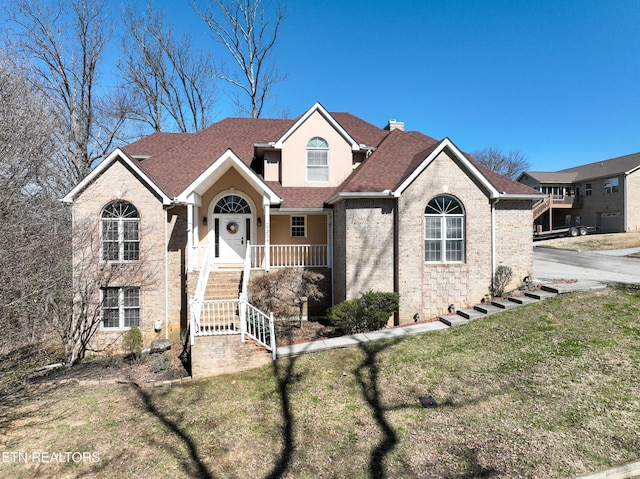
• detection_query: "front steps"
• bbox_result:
[439,287,558,327]
[190,267,272,379]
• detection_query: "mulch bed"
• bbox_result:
[29,344,190,385]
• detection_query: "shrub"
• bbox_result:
[122,326,143,359]
[492,265,513,297]
[150,353,172,373]
[328,291,399,334]
[249,268,324,327]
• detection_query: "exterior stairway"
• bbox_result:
[439,285,559,327]
[191,268,272,379]
[205,269,243,300]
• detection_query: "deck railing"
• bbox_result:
[250,244,328,269]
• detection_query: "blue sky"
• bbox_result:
[131,1,640,171]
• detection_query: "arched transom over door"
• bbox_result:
[211,194,253,263]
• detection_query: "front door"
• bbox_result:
[211,194,253,264]
[217,215,250,263]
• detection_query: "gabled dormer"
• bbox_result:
[260,102,370,187]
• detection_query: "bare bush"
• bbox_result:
[249,268,324,328]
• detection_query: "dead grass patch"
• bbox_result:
[1,286,639,478]
[538,231,640,251]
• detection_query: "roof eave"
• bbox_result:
[394,138,501,199]
[61,148,173,206]
[273,102,362,151]
[326,190,395,205]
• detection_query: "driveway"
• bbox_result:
[533,246,640,285]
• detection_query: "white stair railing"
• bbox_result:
[189,242,213,346]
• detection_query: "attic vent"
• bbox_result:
[132,155,150,161]
[385,119,404,131]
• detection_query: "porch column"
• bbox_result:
[187,203,195,271]
[186,193,202,271]
[327,211,333,268]
[263,199,271,272]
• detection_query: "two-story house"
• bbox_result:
[519,152,640,233]
[63,102,542,377]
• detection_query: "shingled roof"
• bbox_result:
[117,108,539,206]
[523,152,640,185]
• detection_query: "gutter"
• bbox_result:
[326,190,394,205]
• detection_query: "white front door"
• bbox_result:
[215,215,250,263]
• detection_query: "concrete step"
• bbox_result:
[491,299,519,310]
[474,304,504,315]
[456,309,485,320]
[508,295,539,305]
[439,315,470,327]
[525,290,557,300]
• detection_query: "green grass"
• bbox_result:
[2,286,640,478]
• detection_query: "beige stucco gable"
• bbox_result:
[279,109,358,187]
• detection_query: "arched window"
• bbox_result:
[101,201,140,262]
[424,195,465,263]
[306,137,329,181]
[213,195,251,214]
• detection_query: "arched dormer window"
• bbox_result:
[101,201,140,262]
[424,195,465,263]
[306,137,329,181]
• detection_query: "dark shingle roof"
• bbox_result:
[524,152,640,185]
[120,111,538,204]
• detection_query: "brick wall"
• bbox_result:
[190,336,271,379]
[625,171,640,231]
[398,150,492,323]
[72,158,184,353]
[494,200,534,289]
[333,201,347,303]
[341,199,396,300]
[331,150,535,324]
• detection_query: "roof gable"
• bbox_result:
[273,102,362,150]
[62,148,172,205]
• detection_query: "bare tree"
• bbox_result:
[119,3,216,133]
[472,147,531,179]
[0,54,70,352]
[52,208,162,366]
[192,0,286,118]
[5,0,126,186]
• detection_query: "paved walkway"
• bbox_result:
[277,280,606,358]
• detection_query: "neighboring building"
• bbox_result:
[63,102,542,377]
[519,152,640,233]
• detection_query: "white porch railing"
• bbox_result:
[250,244,328,269]
[190,242,213,346]
[197,299,240,335]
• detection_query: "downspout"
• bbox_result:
[491,197,500,283]
[623,174,628,231]
[164,209,169,340]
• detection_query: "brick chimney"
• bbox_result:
[385,119,404,131]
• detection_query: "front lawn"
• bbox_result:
[1,286,639,478]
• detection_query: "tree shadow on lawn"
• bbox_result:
[355,341,500,479]
[133,384,215,479]
[263,355,298,479]
[130,355,299,479]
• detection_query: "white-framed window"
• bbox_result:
[604,177,619,194]
[585,183,592,196]
[101,201,140,262]
[101,287,140,329]
[424,195,465,263]
[306,137,329,181]
[291,215,306,237]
